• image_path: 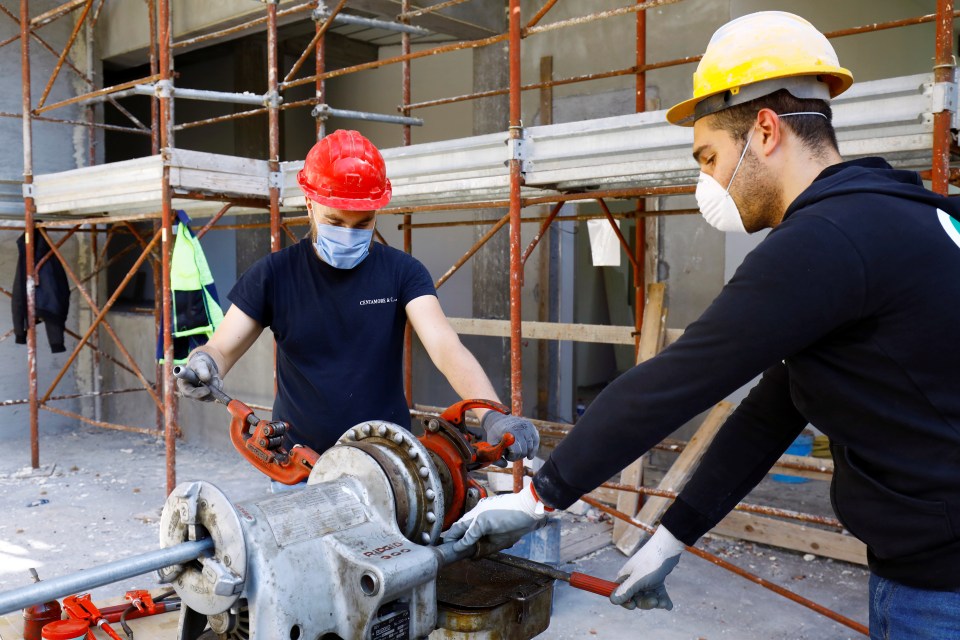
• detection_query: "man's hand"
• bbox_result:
[443,483,550,553]
[176,351,222,402]
[611,525,686,611]
[481,411,540,463]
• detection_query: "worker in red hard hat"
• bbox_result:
[445,12,960,637]
[177,129,539,480]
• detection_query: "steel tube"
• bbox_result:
[196,203,232,239]
[284,0,345,85]
[21,0,38,469]
[35,0,94,110]
[268,1,281,256]
[158,0,175,495]
[29,0,85,28]
[597,199,640,272]
[41,404,160,436]
[33,74,161,114]
[401,0,412,407]
[520,201,562,268]
[171,1,314,49]
[333,12,431,35]
[932,0,954,194]
[434,213,509,289]
[580,497,869,637]
[523,0,683,37]
[312,104,423,126]
[508,0,524,494]
[0,539,213,616]
[634,1,647,356]
[400,0,472,20]
[399,209,697,229]
[127,83,269,106]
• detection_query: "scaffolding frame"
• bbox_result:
[11,1,959,635]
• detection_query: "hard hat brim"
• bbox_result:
[303,183,392,211]
[666,70,853,127]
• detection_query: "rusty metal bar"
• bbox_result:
[268,2,281,257]
[315,0,325,140]
[596,199,640,272]
[434,213,509,290]
[400,208,697,229]
[158,0,176,495]
[580,497,869,637]
[34,224,79,272]
[283,0,346,84]
[932,0,955,194]
[34,74,161,114]
[0,110,149,134]
[525,0,560,29]
[35,0,94,110]
[0,388,144,408]
[401,0,413,407]
[400,0,472,20]
[29,0,85,28]
[523,0,683,37]
[171,1,314,49]
[40,405,158,437]
[280,223,299,245]
[147,0,159,153]
[634,0,647,356]
[520,201,562,268]
[36,228,163,410]
[21,0,39,469]
[283,32,509,91]
[196,203,232,239]
[822,11,960,39]
[508,0,524,494]
[171,95,313,131]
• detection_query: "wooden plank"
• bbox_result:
[446,317,636,345]
[617,401,735,555]
[560,520,614,562]
[710,510,867,566]
[613,283,666,544]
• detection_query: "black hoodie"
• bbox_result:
[534,158,960,589]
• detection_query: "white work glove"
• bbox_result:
[480,411,540,464]
[611,525,686,610]
[176,351,222,402]
[443,483,550,553]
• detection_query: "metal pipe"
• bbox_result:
[33,74,161,114]
[267,1,281,257]
[21,0,38,469]
[401,0,412,407]
[36,229,163,410]
[196,203,232,239]
[520,201,562,268]
[147,0,159,154]
[159,0,176,494]
[41,405,160,436]
[508,0,523,494]
[315,0,325,140]
[283,32,508,90]
[312,103,423,126]
[523,0,683,37]
[171,1,314,50]
[35,0,94,110]
[579,497,869,637]
[334,11,431,35]
[399,209,697,229]
[932,0,955,195]
[400,0,472,20]
[284,0,345,85]
[434,213,510,289]
[29,0,86,28]
[0,111,149,134]
[0,387,144,407]
[127,83,271,106]
[0,539,214,616]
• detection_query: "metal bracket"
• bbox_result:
[155,79,174,99]
[506,131,533,174]
[313,4,330,22]
[21,183,34,198]
[263,90,283,109]
[311,103,331,121]
[931,80,958,114]
[268,171,283,190]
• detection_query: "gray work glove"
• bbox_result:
[611,525,686,611]
[443,483,549,553]
[176,351,222,402]
[481,411,540,464]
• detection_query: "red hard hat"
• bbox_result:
[297,129,392,210]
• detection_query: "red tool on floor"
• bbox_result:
[490,552,620,598]
[62,594,123,640]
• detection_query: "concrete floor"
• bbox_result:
[0,419,869,639]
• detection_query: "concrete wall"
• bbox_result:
[0,1,97,464]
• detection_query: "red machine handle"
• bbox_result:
[439,398,510,427]
[226,399,319,484]
[568,572,619,598]
[472,432,515,465]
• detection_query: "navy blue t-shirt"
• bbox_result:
[228,239,436,453]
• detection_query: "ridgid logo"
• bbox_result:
[937,209,960,250]
[360,297,397,306]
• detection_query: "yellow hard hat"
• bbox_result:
[666,11,853,126]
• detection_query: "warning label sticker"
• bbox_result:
[371,608,410,640]
[256,481,368,547]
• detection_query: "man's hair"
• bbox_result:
[707,89,838,157]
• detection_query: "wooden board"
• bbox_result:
[710,510,867,566]
[560,520,614,563]
[446,317,636,345]
[612,283,666,544]
[616,401,735,555]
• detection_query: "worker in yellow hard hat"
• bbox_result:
[445,12,960,637]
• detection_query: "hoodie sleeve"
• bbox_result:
[533,213,867,509]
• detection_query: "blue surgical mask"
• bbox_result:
[313,224,374,269]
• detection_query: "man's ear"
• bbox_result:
[755,108,782,157]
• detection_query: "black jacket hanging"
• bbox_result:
[13,232,70,353]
